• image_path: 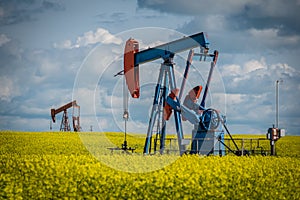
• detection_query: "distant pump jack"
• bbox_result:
[50,100,81,132]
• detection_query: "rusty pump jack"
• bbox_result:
[51,100,80,132]
[123,32,221,155]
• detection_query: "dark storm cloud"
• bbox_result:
[137,0,300,36]
[0,0,65,25]
[231,1,300,36]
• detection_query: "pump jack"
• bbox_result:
[123,32,226,155]
[51,100,80,132]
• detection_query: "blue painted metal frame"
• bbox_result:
[159,71,168,154]
[143,63,186,155]
[134,32,209,66]
[144,66,165,154]
[137,32,213,155]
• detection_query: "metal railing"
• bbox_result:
[153,137,270,156]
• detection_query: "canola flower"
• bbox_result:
[0,131,299,199]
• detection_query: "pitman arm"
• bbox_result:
[181,105,201,125]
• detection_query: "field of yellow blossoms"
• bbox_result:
[1,131,299,199]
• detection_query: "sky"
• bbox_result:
[0,0,299,135]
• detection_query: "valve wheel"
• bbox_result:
[200,108,220,131]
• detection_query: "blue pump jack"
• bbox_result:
[123,32,226,155]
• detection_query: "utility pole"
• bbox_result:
[276,79,283,128]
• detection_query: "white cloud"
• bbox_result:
[226,93,244,105]
[0,34,10,47]
[243,57,267,74]
[0,76,20,101]
[221,64,242,76]
[19,105,47,116]
[53,39,73,49]
[76,28,122,46]
[221,57,267,77]
[219,57,300,134]
[270,63,297,78]
[54,28,122,49]
[248,28,278,38]
[37,57,61,76]
[248,28,300,47]
[222,57,300,95]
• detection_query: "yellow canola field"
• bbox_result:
[0,131,299,199]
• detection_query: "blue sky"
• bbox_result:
[0,0,299,135]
